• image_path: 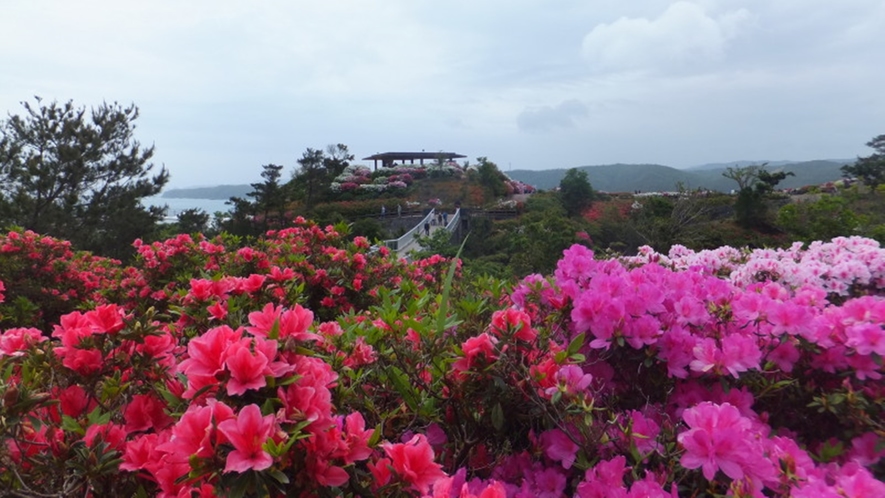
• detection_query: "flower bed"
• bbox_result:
[1,226,884,496]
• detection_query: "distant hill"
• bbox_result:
[161,160,852,200]
[162,184,251,200]
[686,160,797,171]
[508,160,851,192]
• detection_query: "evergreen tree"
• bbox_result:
[323,143,353,180]
[247,163,290,231]
[292,148,327,211]
[559,168,594,217]
[842,134,885,190]
[474,157,507,198]
[0,97,168,259]
[723,164,793,229]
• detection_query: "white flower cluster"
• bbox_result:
[625,236,885,297]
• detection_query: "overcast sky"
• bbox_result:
[2,1,883,188]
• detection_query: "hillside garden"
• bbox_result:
[2,220,885,496]
[3,99,885,496]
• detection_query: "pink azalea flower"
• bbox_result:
[59,385,92,418]
[217,404,277,473]
[545,365,593,398]
[120,432,163,472]
[247,303,284,337]
[84,303,126,334]
[845,322,885,356]
[124,393,173,433]
[382,434,447,494]
[540,428,580,470]
[157,400,234,462]
[224,339,270,395]
[849,432,885,466]
[341,412,374,464]
[247,302,318,341]
[576,456,628,498]
[678,402,772,482]
[343,336,377,368]
[452,333,498,376]
[206,301,227,321]
[83,423,127,451]
[489,308,537,341]
[179,325,242,379]
[0,327,46,356]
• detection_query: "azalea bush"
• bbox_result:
[1,222,885,497]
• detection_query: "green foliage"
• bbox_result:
[412,227,458,259]
[558,168,594,217]
[724,164,792,230]
[0,97,169,260]
[510,161,846,193]
[458,193,592,276]
[474,157,507,199]
[842,134,885,190]
[507,211,590,275]
[174,208,212,235]
[247,163,293,232]
[777,195,865,242]
[292,147,326,211]
[733,188,767,229]
[348,217,389,242]
[722,164,764,191]
[289,144,355,212]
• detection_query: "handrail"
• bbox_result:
[383,209,435,251]
[444,208,460,231]
[370,208,461,257]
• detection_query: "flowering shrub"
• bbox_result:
[504,179,535,195]
[0,230,123,331]
[1,226,884,497]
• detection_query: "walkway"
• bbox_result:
[379,208,460,260]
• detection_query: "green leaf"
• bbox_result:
[567,333,585,356]
[61,414,84,435]
[266,468,289,485]
[387,366,420,412]
[86,405,111,426]
[368,423,383,447]
[491,403,504,431]
[268,318,281,340]
[435,235,469,336]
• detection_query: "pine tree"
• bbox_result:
[0,97,169,259]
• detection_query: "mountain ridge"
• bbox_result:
[162,159,852,199]
[506,159,850,192]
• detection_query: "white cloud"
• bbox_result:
[1,1,881,187]
[516,99,589,133]
[581,2,751,73]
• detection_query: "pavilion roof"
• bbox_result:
[362,151,467,161]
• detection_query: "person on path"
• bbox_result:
[397,204,402,217]
[443,212,448,226]
[424,221,430,236]
[381,205,386,217]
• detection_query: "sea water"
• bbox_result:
[141,196,233,221]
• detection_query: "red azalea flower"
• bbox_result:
[382,434,447,494]
[124,394,173,433]
[224,339,270,396]
[217,404,276,473]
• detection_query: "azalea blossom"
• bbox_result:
[217,404,277,473]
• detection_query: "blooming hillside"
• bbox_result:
[0,223,884,497]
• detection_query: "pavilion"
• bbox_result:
[362,151,467,171]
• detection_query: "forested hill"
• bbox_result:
[162,160,850,199]
[508,160,849,192]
